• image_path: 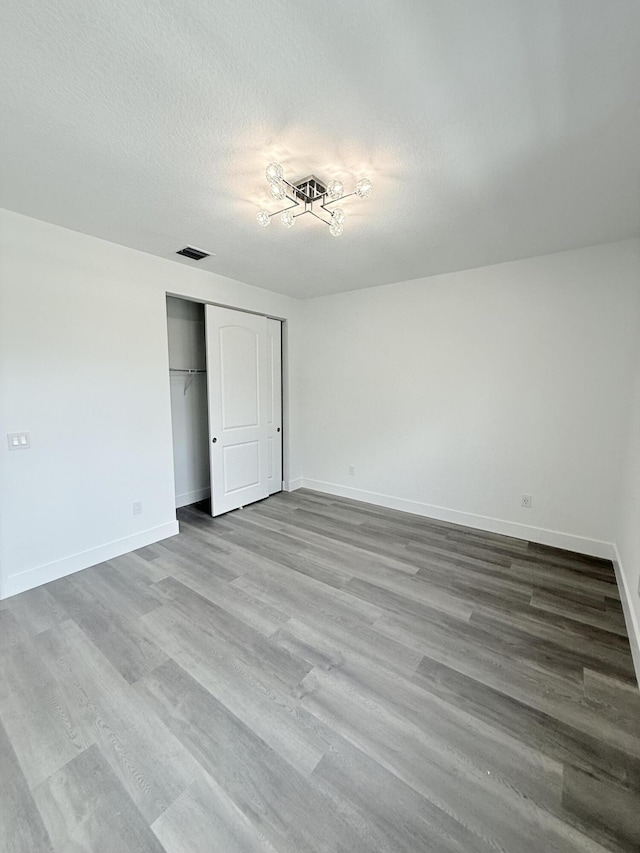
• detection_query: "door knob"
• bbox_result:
[212,437,217,443]
[277,427,280,432]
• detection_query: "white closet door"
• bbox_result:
[266,318,283,495]
[205,306,269,516]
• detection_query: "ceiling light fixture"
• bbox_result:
[255,164,372,236]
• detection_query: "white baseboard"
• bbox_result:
[1,521,179,600]
[301,479,614,559]
[285,477,304,492]
[175,486,211,508]
[612,544,640,688]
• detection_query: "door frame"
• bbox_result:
[164,293,290,505]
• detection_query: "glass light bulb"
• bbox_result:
[329,221,344,237]
[326,179,344,200]
[355,177,373,198]
[331,208,345,225]
[281,210,295,228]
[265,162,284,184]
[256,210,271,227]
[269,181,286,201]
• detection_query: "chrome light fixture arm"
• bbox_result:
[307,209,333,226]
[265,199,300,219]
[321,191,356,210]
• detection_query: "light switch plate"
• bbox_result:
[7,432,30,450]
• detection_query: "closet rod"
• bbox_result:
[169,367,206,394]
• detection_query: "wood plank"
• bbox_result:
[299,664,608,853]
[32,619,203,823]
[562,765,640,852]
[152,774,279,853]
[0,718,54,853]
[0,632,91,789]
[33,745,166,853]
[47,571,168,683]
[140,604,324,776]
[136,658,378,853]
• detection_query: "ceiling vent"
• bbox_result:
[176,246,211,261]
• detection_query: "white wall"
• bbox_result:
[300,239,640,557]
[1,204,638,627]
[0,209,302,598]
[615,339,640,679]
[166,297,210,508]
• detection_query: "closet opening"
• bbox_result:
[167,296,210,509]
[166,296,284,516]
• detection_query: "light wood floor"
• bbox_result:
[1,489,639,853]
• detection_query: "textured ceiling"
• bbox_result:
[1,1,640,298]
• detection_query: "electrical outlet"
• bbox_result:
[348,465,356,476]
[521,494,532,508]
[133,501,143,516]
